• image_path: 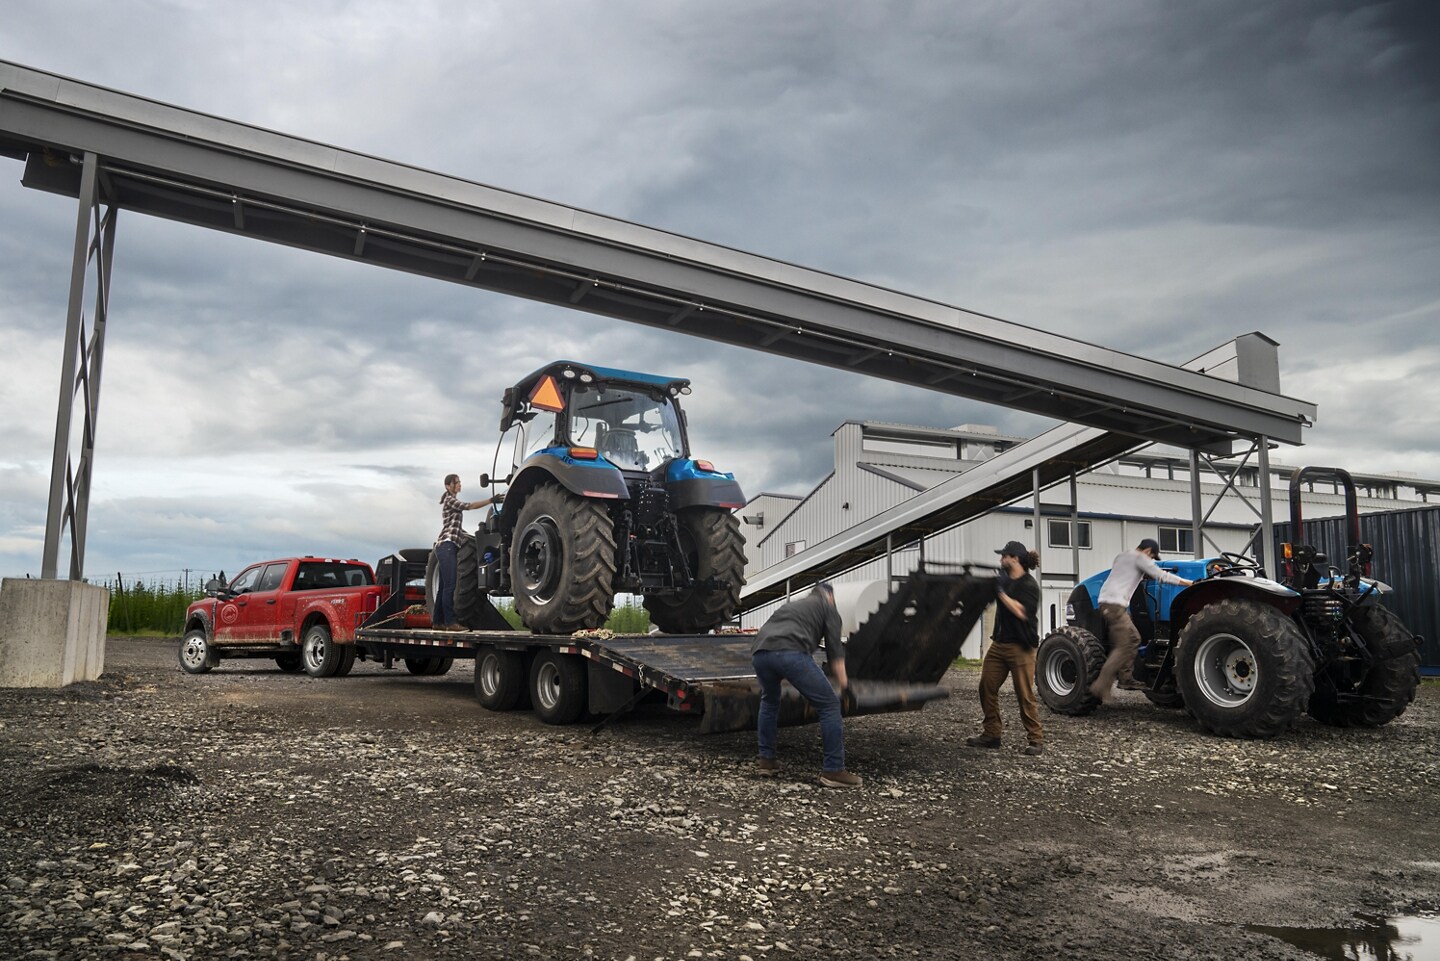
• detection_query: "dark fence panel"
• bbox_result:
[1274,503,1440,674]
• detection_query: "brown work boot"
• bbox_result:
[756,757,780,776]
[965,735,1002,749]
[1022,742,1045,756]
[819,769,863,789]
[1116,675,1146,691]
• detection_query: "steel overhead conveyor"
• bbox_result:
[0,60,1316,581]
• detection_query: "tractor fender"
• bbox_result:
[669,475,747,510]
[501,455,628,530]
[1065,583,1105,639]
[1168,576,1301,640]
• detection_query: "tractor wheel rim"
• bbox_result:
[1043,646,1078,696]
[480,654,501,697]
[535,660,561,711]
[1193,632,1257,707]
[181,636,207,668]
[518,516,562,604]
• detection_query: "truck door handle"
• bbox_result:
[266,599,276,605]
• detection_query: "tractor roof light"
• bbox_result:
[561,368,576,379]
[579,372,594,383]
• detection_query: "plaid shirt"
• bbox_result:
[435,489,467,546]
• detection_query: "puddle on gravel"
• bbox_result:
[1246,913,1440,960]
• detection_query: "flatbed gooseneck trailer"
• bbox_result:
[353,552,995,733]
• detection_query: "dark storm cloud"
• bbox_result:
[1,0,1437,578]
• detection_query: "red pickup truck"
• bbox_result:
[180,556,393,677]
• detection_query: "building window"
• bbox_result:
[1047,519,1091,549]
[784,540,807,558]
[1158,526,1194,555]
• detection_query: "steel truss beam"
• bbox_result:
[41,151,117,580]
[1189,436,1274,569]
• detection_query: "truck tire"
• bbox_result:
[529,650,587,724]
[275,653,303,673]
[334,644,357,678]
[1143,686,1186,709]
[474,646,526,710]
[643,508,746,634]
[179,629,219,675]
[511,483,616,634]
[404,656,454,676]
[302,622,343,678]
[1308,605,1421,728]
[1176,599,1314,739]
[1035,626,1105,715]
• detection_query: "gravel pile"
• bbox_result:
[1,637,1436,960]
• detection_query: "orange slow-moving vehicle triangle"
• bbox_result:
[529,375,565,412]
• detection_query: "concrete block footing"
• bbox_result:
[0,577,109,687]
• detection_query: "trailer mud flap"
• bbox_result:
[697,679,949,734]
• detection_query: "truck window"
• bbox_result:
[257,563,288,592]
[229,565,263,595]
[293,561,374,591]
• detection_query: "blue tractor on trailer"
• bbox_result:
[458,360,748,635]
[1035,466,1422,739]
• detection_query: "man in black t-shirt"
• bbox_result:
[966,540,1046,756]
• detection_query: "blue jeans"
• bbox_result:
[753,649,845,773]
[434,540,458,626]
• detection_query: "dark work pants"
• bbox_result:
[434,540,458,626]
[979,640,1044,743]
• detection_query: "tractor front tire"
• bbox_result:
[1143,686,1186,709]
[1308,605,1421,728]
[453,533,487,630]
[510,483,617,634]
[1035,627,1106,716]
[1176,599,1314,739]
[644,508,746,634]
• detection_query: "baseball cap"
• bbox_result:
[1138,537,1162,558]
[995,540,1028,558]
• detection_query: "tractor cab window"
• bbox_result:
[513,407,559,468]
[567,384,685,472]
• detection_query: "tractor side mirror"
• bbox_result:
[479,473,490,487]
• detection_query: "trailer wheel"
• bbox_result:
[1176,599,1314,739]
[644,508,746,634]
[275,653,303,673]
[404,656,454,677]
[1308,605,1421,728]
[474,646,526,710]
[511,483,616,634]
[529,651,587,724]
[302,623,343,678]
[179,629,219,674]
[1035,626,1105,715]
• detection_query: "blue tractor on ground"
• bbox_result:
[1035,467,1422,739]
[463,360,748,635]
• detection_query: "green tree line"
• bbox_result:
[102,577,205,635]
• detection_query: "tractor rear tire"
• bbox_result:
[474,646,527,711]
[453,534,487,630]
[529,650,588,724]
[1176,599,1314,739]
[1035,626,1106,716]
[510,483,617,634]
[1308,605,1421,728]
[644,509,746,634]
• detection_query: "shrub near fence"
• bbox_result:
[104,577,205,636]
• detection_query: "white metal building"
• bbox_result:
[740,420,1440,657]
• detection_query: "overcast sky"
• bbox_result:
[2,0,1437,584]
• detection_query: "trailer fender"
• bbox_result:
[1169,577,1300,640]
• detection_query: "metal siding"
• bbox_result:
[1274,504,1440,672]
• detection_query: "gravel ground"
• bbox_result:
[1,636,1436,961]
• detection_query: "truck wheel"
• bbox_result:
[1035,626,1105,715]
[179,629,219,675]
[1176,599,1314,739]
[334,644,357,678]
[275,653,303,673]
[643,508,746,634]
[529,650,587,724]
[511,483,616,634]
[474,646,526,710]
[302,623,342,678]
[1308,605,1421,728]
[1143,686,1186,709]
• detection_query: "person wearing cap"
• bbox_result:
[750,582,862,788]
[967,540,1045,756]
[1090,538,1194,701]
